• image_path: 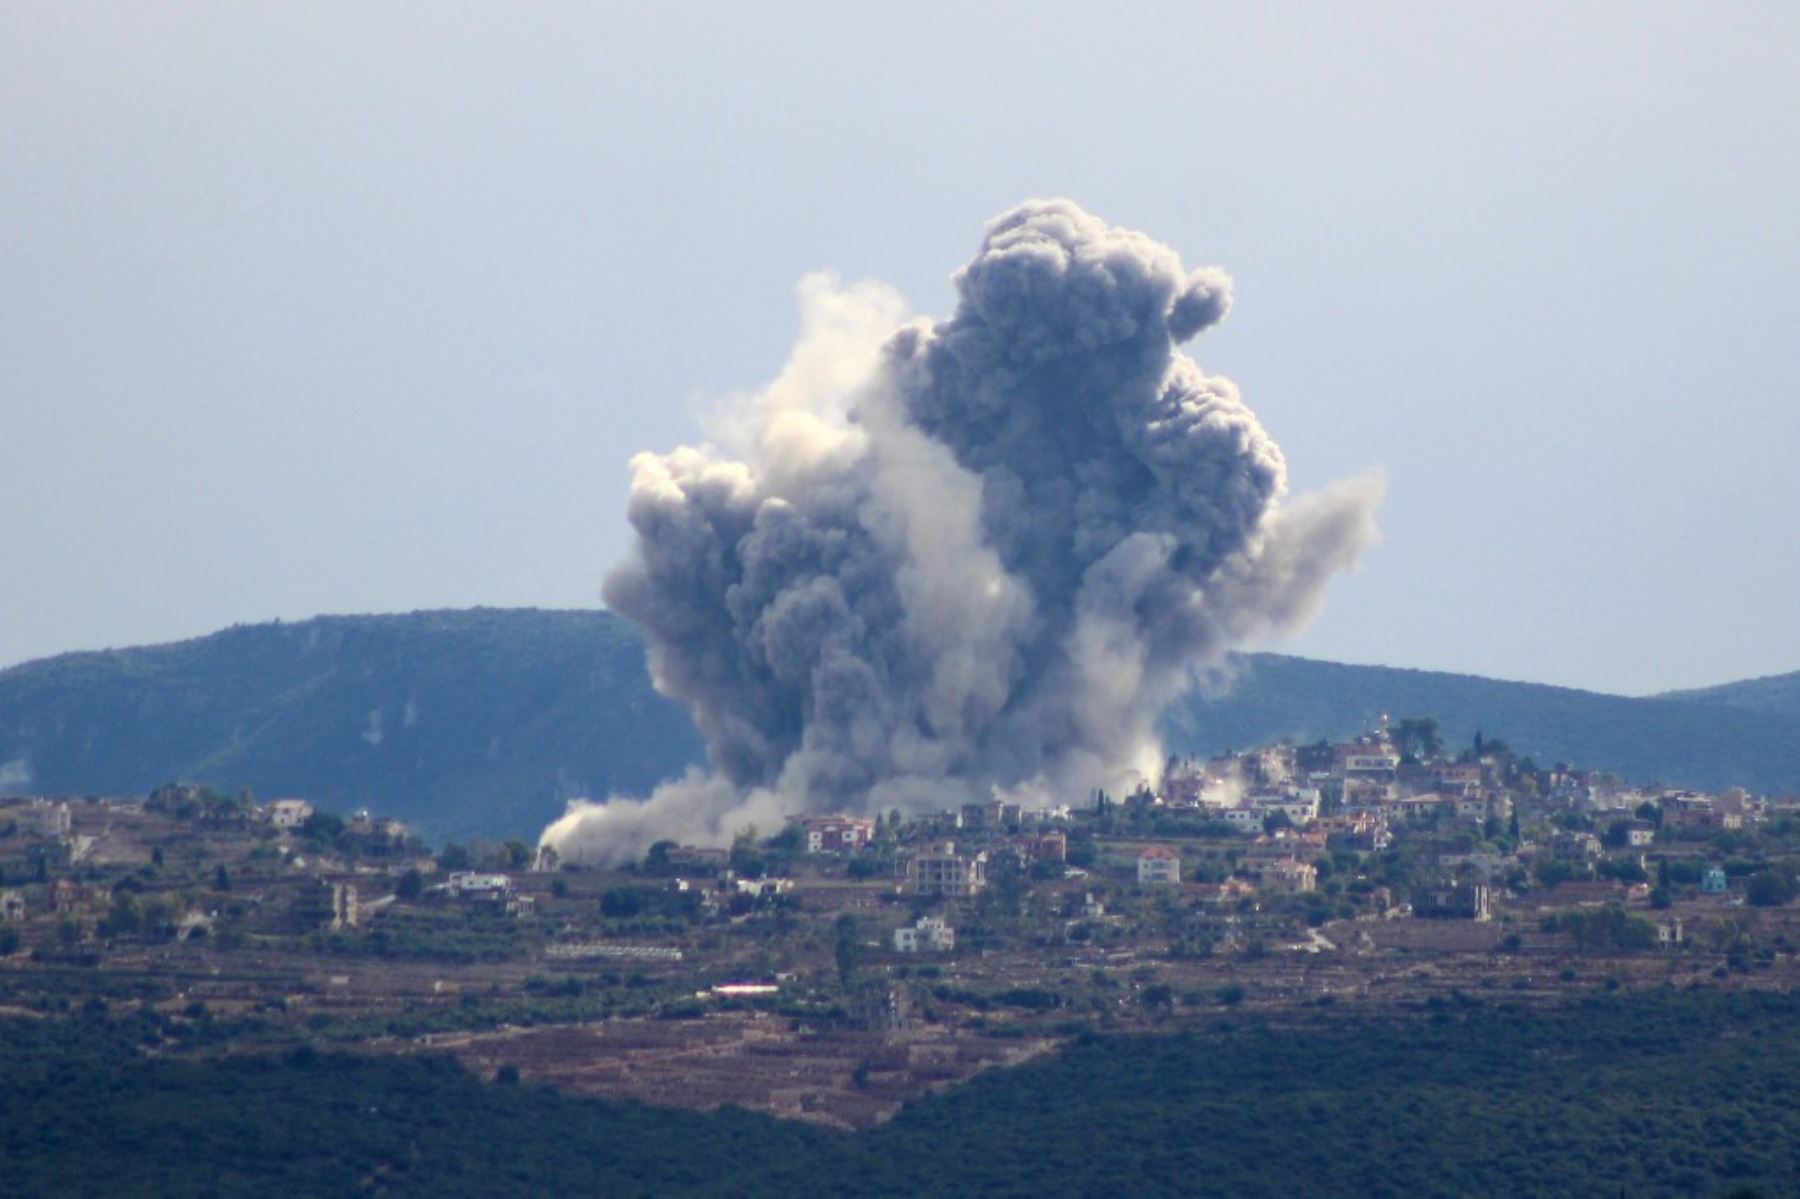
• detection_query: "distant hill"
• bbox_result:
[1165,656,1800,797]
[1,609,1794,844]
[1653,670,1800,722]
[0,610,701,845]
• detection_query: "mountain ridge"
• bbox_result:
[3,608,1794,843]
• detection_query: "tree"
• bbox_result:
[834,914,861,989]
[0,926,19,956]
[1391,717,1443,764]
[212,865,231,892]
[395,869,424,901]
[101,894,141,937]
[1746,871,1797,908]
[302,811,345,843]
[729,839,766,878]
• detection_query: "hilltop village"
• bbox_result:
[4,716,1799,1128]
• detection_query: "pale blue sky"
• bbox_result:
[3,2,1796,695]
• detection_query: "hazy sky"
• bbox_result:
[3,3,1796,695]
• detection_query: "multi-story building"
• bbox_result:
[1415,882,1493,921]
[908,843,988,897]
[1260,857,1317,896]
[1137,845,1181,885]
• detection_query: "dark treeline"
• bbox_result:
[6,989,1800,1196]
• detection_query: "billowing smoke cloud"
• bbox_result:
[543,200,1381,863]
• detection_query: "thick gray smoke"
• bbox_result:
[543,200,1380,862]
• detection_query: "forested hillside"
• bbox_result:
[6,990,1800,1197]
[1656,670,1800,721]
[0,610,701,844]
[1,609,1794,844]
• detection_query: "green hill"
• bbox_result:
[1654,669,1800,721]
[1,608,1794,844]
[0,609,701,845]
[1167,655,1800,795]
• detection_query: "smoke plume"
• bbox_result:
[543,200,1381,863]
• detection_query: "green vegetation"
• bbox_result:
[310,905,527,963]
[1541,905,1657,952]
[9,989,1800,1196]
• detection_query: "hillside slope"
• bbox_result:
[1654,670,1800,721]
[0,609,701,844]
[2,609,1794,843]
[1166,656,1800,795]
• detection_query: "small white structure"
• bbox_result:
[0,888,25,922]
[267,798,314,830]
[799,815,876,854]
[1222,808,1264,833]
[894,915,955,953]
[1137,845,1181,885]
[446,871,514,899]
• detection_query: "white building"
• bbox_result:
[267,798,314,830]
[733,877,794,898]
[908,843,988,897]
[1221,808,1264,833]
[1248,790,1321,825]
[447,872,514,898]
[1261,857,1318,896]
[799,815,875,854]
[894,915,955,953]
[1137,845,1181,885]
